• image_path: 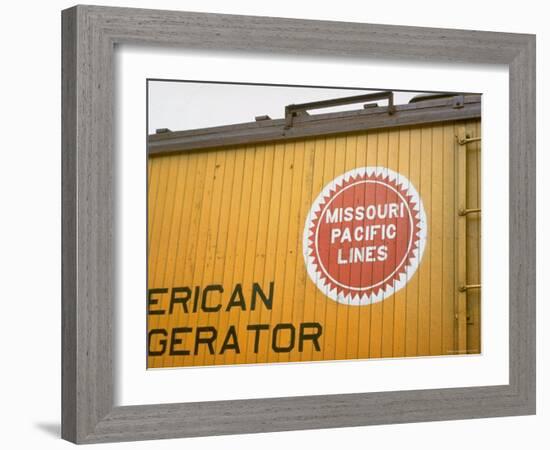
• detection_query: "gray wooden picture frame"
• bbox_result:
[61,5,536,444]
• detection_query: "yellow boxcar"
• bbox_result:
[147,92,481,368]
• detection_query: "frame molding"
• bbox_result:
[61,5,535,444]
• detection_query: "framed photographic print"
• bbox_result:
[146,83,480,368]
[61,5,535,444]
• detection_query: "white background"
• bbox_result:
[148,81,425,133]
[0,0,546,449]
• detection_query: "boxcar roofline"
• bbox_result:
[148,93,481,156]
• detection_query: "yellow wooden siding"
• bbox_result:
[147,119,481,368]
[465,121,482,354]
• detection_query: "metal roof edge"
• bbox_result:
[148,94,481,156]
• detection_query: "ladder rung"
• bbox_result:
[459,284,481,292]
[458,208,481,216]
[457,136,481,145]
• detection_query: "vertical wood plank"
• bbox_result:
[192,151,226,366]
[198,151,229,367]
[392,127,410,357]
[232,146,265,365]
[404,127,421,356]
[208,149,237,365]
[334,134,356,360]
[347,132,367,360]
[417,126,433,356]
[224,147,257,365]
[380,129,399,358]
[456,125,468,353]
[256,143,285,364]
[429,125,444,355]
[215,148,247,365]
[243,144,275,363]
[264,142,295,362]
[308,138,328,362]
[466,120,482,353]
[321,136,344,361]
[357,132,377,359]
[156,153,190,368]
[278,140,304,363]
[442,125,457,355]
[291,139,316,362]
[368,131,388,359]
[317,137,338,361]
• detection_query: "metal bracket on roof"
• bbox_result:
[284,91,395,129]
[255,115,271,122]
[452,95,465,109]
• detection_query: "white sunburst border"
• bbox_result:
[303,166,428,306]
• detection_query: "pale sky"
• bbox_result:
[147,80,440,135]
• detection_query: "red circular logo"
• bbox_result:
[303,167,427,305]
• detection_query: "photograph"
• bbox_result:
[146,81,482,369]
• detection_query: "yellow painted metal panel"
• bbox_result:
[147,120,481,368]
